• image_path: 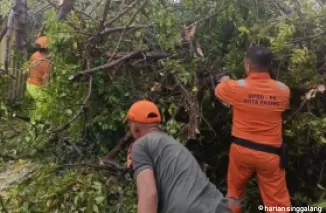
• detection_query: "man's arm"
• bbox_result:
[215,78,237,105]
[136,169,158,213]
[132,143,158,213]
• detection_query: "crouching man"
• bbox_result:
[124,100,230,213]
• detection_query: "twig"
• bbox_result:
[171,73,200,139]
[53,75,93,132]
[191,0,226,25]
[108,0,148,61]
[74,9,100,22]
[56,0,76,20]
[286,31,326,43]
[8,124,21,134]
[99,0,112,31]
[89,24,150,43]
[101,131,133,160]
[69,51,141,81]
[55,30,96,36]
[274,0,292,15]
[6,124,21,139]
[63,137,84,157]
[104,0,139,27]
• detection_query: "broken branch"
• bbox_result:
[101,131,133,161]
[69,51,141,81]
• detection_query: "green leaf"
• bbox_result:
[95,196,105,204]
[317,184,325,190]
[238,26,249,34]
[135,31,142,38]
[320,137,326,144]
[65,109,73,116]
[93,204,99,213]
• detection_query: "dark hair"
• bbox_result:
[245,46,273,71]
[34,44,47,53]
[37,48,47,53]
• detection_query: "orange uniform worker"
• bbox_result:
[26,36,51,120]
[215,46,291,213]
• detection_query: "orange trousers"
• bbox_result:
[227,143,291,213]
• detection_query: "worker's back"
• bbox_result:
[132,131,230,213]
[27,51,51,87]
[230,72,290,147]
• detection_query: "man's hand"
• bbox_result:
[219,76,230,82]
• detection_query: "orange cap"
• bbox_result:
[124,100,161,124]
[35,36,48,48]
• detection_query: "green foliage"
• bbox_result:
[4,165,137,213]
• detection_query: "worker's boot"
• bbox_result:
[227,197,242,213]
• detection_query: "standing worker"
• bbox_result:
[215,46,291,213]
[26,36,52,121]
[124,100,230,213]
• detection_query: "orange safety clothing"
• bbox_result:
[124,100,161,124]
[35,36,48,49]
[215,72,291,213]
[27,51,51,87]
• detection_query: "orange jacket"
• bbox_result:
[27,51,51,87]
[215,72,290,147]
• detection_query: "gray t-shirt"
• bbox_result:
[132,131,230,213]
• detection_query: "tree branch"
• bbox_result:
[287,31,326,43]
[69,51,141,81]
[171,73,200,140]
[101,131,133,161]
[104,0,139,28]
[108,0,148,61]
[99,0,111,31]
[88,25,151,42]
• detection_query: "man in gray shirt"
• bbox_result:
[123,100,230,213]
